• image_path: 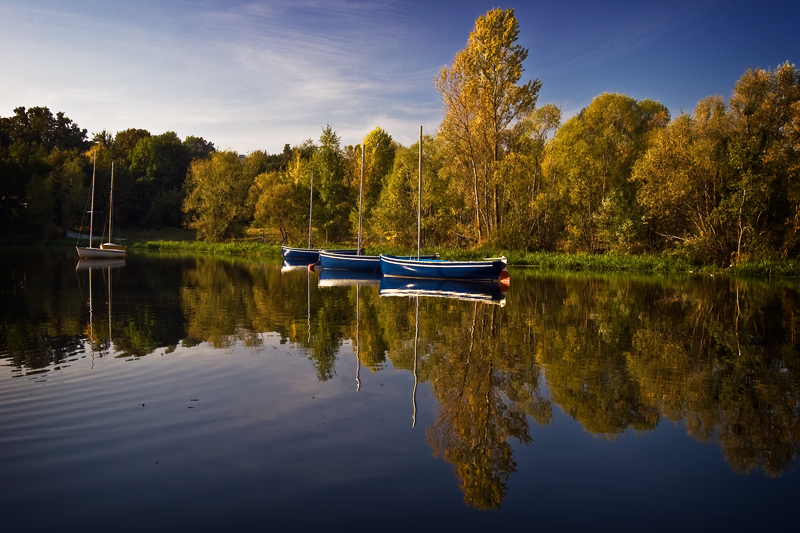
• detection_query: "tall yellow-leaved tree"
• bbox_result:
[434,8,541,243]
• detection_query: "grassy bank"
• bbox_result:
[127,240,713,274]
[131,239,283,257]
[10,235,800,278]
[130,241,697,274]
[429,249,698,273]
[725,258,800,278]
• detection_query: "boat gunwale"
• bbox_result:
[282,245,320,253]
[379,254,507,268]
[319,251,378,261]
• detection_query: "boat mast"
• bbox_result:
[357,145,364,255]
[89,148,96,249]
[108,161,114,243]
[308,172,314,249]
[417,125,422,260]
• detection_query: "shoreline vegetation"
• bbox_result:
[9,235,799,278]
[126,239,800,278]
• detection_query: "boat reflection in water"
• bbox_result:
[378,276,507,306]
[317,268,382,392]
[76,256,125,363]
[76,258,126,270]
[317,269,382,288]
[281,258,315,273]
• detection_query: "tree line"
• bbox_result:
[2,8,798,264]
[0,107,221,234]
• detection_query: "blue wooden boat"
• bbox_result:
[319,251,439,272]
[379,255,508,282]
[379,277,507,305]
[281,246,321,262]
[319,251,380,272]
[281,246,362,262]
[376,127,511,284]
[317,140,415,274]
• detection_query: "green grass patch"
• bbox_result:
[130,240,284,258]
[131,240,372,258]
[727,258,800,278]
[365,248,698,273]
[12,233,800,279]
[505,251,697,273]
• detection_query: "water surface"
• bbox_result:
[1,249,798,531]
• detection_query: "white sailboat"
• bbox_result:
[77,153,126,260]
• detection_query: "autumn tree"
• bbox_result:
[546,93,669,253]
[250,149,311,244]
[435,8,541,243]
[183,151,257,241]
[496,103,562,249]
[345,127,397,245]
[370,135,458,247]
[632,97,733,260]
[727,62,800,258]
[633,63,800,263]
[311,126,350,242]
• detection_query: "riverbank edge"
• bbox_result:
[117,239,800,278]
[7,237,800,278]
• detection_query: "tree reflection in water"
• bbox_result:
[424,300,536,510]
[379,282,547,509]
[3,252,800,508]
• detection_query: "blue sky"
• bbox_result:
[1,0,798,153]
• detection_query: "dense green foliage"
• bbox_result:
[0,108,217,236]
[2,9,798,266]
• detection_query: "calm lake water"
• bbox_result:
[1,248,799,531]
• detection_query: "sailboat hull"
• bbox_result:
[76,246,127,260]
[281,247,321,262]
[379,255,507,282]
[319,251,380,271]
[281,246,363,262]
[319,251,439,272]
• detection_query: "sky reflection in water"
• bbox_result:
[1,249,798,531]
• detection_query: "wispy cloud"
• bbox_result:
[4,0,795,151]
[1,0,444,151]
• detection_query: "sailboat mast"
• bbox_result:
[417,126,422,260]
[89,148,96,248]
[108,161,114,243]
[308,172,314,249]
[357,145,364,255]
